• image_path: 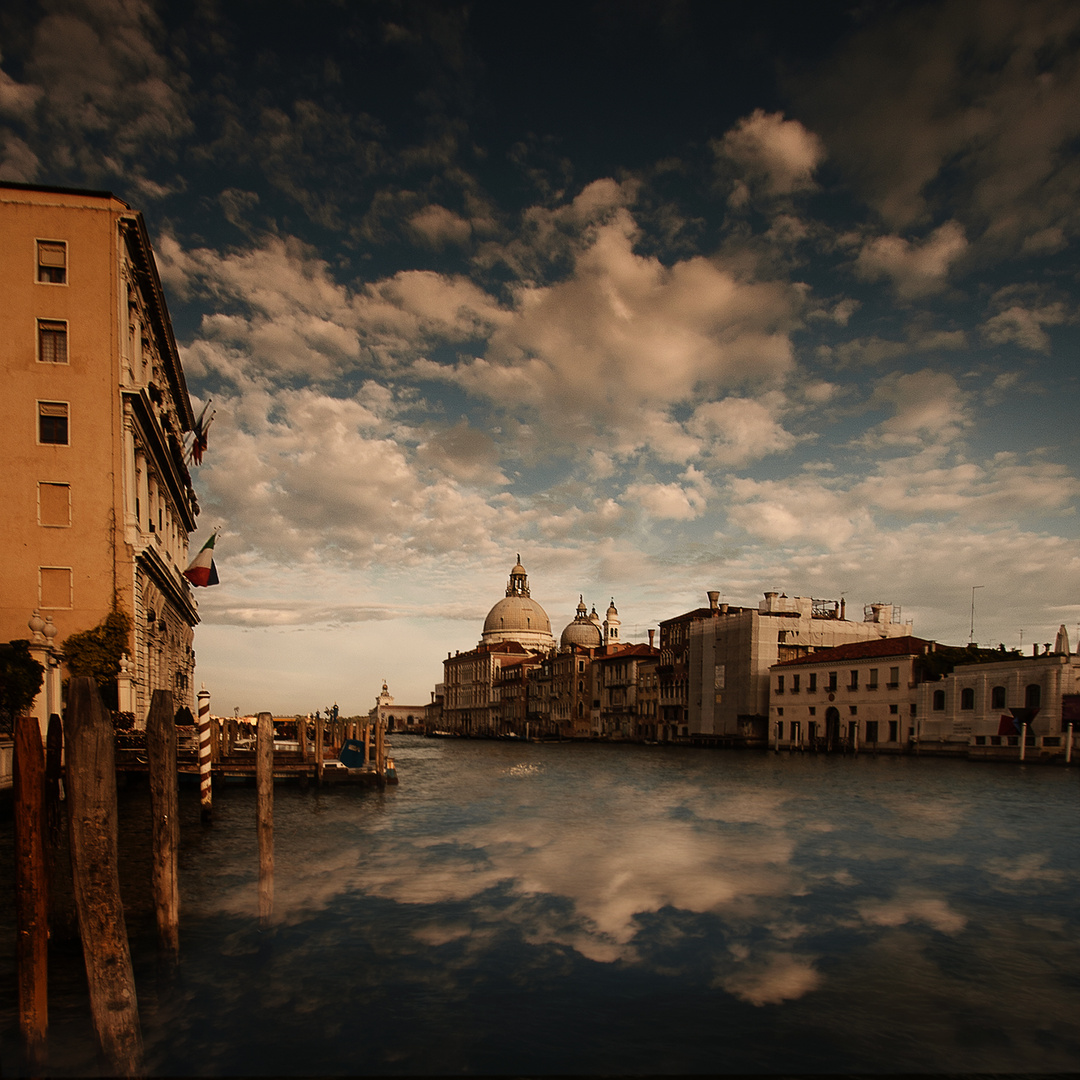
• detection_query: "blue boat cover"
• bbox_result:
[338,738,367,769]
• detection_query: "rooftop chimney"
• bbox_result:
[707,590,719,612]
[648,629,656,647]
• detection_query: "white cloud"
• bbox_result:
[981,302,1067,352]
[855,221,968,300]
[688,396,798,467]
[867,369,971,447]
[438,211,802,454]
[406,203,472,247]
[715,109,825,199]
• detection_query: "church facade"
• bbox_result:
[440,557,653,738]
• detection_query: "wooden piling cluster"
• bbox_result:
[11,684,396,1073]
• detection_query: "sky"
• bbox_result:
[3,0,1079,715]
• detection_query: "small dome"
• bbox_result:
[560,594,603,648]
[561,618,603,649]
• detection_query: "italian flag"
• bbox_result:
[183,534,220,587]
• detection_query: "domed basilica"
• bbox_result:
[478,557,621,654]
[481,557,555,650]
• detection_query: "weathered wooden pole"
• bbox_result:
[197,684,212,821]
[298,714,308,758]
[1066,722,1073,765]
[14,712,48,1071]
[64,677,143,1076]
[375,716,386,786]
[315,714,324,784]
[1020,722,1028,762]
[45,712,77,942]
[146,689,179,956]
[256,711,274,928]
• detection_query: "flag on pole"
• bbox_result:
[189,401,214,466]
[183,533,220,587]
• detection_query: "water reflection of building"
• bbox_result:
[0,183,202,734]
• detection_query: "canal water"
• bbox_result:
[2,740,1079,1075]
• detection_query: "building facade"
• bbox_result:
[688,592,913,745]
[370,680,429,735]
[770,636,933,752]
[0,183,202,732]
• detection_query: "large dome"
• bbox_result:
[481,558,555,650]
[560,597,603,649]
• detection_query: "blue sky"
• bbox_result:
[3,0,1079,714]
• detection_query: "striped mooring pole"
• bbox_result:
[197,685,212,821]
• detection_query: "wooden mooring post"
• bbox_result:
[315,712,324,784]
[256,711,274,928]
[64,676,143,1076]
[146,689,180,956]
[14,712,48,1072]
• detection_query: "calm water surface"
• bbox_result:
[2,740,1079,1075]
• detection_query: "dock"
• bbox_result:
[114,714,398,786]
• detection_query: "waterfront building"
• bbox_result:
[593,642,660,738]
[370,680,428,735]
[658,592,727,742]
[770,636,934,752]
[917,643,1080,760]
[440,558,661,738]
[0,183,202,733]
[688,591,913,746]
[635,650,661,741]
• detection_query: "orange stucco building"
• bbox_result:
[0,182,201,730]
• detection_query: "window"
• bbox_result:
[37,319,68,363]
[808,706,816,716]
[888,720,898,741]
[38,401,69,444]
[792,674,800,693]
[777,722,784,740]
[866,721,878,743]
[39,566,72,608]
[961,687,974,710]
[849,669,859,690]
[910,703,917,716]
[849,705,858,715]
[889,703,899,714]
[827,672,837,691]
[991,685,1006,709]
[1025,684,1042,709]
[868,668,878,688]
[38,482,70,527]
[776,675,785,694]
[776,707,784,717]
[933,689,945,711]
[808,673,817,692]
[888,666,900,688]
[37,240,67,284]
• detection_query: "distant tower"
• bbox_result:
[604,598,620,647]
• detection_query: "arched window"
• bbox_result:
[960,687,974,710]
[1025,683,1041,709]
[933,690,945,711]
[991,685,1006,709]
